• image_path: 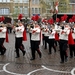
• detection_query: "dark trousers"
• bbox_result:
[69,44,75,57]
[29,33,32,47]
[54,40,57,46]
[42,34,45,45]
[48,39,56,54]
[0,38,6,54]
[7,27,12,33]
[31,40,41,59]
[15,37,25,57]
[59,40,68,62]
[44,36,49,49]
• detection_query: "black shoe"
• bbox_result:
[48,52,51,54]
[65,58,68,62]
[39,53,42,58]
[23,51,26,56]
[54,50,56,53]
[15,56,20,58]
[30,58,35,60]
[60,61,64,63]
[3,50,6,54]
[70,56,73,58]
[44,48,47,49]
[0,53,4,55]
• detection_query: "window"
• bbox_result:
[0,0,2,2]
[74,5,75,13]
[4,9,9,14]
[24,7,28,14]
[69,5,72,13]
[19,0,23,3]
[32,8,35,14]
[19,0,28,3]
[35,0,39,4]
[0,8,9,15]
[3,0,6,2]
[7,0,10,2]
[14,6,18,14]
[32,0,39,4]
[35,8,38,14]
[24,0,28,3]
[38,8,40,14]
[0,0,10,2]
[14,0,18,3]
[20,6,23,14]
[32,8,40,14]
[35,8,40,14]
[32,0,35,4]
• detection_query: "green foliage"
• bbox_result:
[58,0,70,13]
[12,8,20,18]
[40,0,51,12]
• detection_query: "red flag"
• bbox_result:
[68,30,75,45]
[0,17,2,22]
[6,31,9,43]
[23,29,27,41]
[1,16,5,21]
[55,32,59,41]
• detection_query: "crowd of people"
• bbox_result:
[0,16,75,64]
[27,19,75,64]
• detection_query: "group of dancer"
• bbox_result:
[0,17,75,64]
[28,20,75,63]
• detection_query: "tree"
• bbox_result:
[40,0,51,16]
[58,0,70,13]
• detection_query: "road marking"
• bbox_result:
[71,68,75,75]
[3,63,26,75]
[42,65,71,73]
[1,63,74,75]
[27,68,45,75]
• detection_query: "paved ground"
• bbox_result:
[0,33,75,75]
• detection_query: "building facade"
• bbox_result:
[0,0,75,19]
[0,0,41,19]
